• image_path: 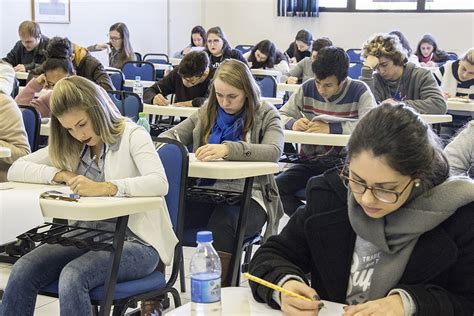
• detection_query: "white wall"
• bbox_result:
[202,0,474,56]
[0,0,169,57]
[169,0,203,56]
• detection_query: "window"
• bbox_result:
[356,0,417,10]
[425,0,474,10]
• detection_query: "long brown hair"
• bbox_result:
[49,76,127,171]
[200,59,261,145]
[110,22,134,68]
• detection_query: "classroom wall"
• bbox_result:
[1,0,202,60]
[201,0,474,56]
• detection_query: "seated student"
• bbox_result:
[160,59,284,286]
[87,22,136,69]
[2,21,49,72]
[444,121,474,178]
[15,57,74,117]
[285,29,313,64]
[1,76,175,316]
[415,33,449,67]
[0,61,30,182]
[434,48,474,136]
[249,103,474,316]
[30,37,114,91]
[361,33,447,114]
[173,25,207,58]
[276,47,376,216]
[205,26,247,68]
[389,30,419,66]
[286,37,333,84]
[143,51,215,107]
[244,40,289,76]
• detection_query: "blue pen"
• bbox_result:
[83,154,97,177]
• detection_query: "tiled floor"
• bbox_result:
[0,214,290,315]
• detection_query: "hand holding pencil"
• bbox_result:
[243,273,324,315]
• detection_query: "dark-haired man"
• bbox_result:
[144,51,215,107]
[277,46,376,216]
[3,21,49,72]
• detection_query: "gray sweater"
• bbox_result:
[287,57,314,83]
[444,121,474,178]
[360,62,447,114]
[160,101,285,240]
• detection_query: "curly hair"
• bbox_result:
[361,33,407,66]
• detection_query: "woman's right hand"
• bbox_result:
[293,118,310,131]
[287,76,299,84]
[53,170,78,184]
[35,74,48,89]
[281,280,321,316]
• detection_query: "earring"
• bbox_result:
[414,179,421,187]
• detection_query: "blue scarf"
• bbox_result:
[208,106,244,144]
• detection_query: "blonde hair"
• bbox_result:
[48,76,127,171]
[361,33,407,66]
[462,48,474,65]
[200,59,261,145]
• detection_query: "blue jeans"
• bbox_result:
[0,241,159,316]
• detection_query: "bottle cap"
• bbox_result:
[196,231,213,243]
[135,76,141,81]
[139,112,146,118]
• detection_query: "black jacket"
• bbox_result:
[2,35,49,71]
[143,66,215,106]
[249,168,474,316]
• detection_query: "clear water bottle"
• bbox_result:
[137,112,150,133]
[190,231,222,314]
[133,75,143,101]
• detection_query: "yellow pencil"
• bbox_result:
[243,272,313,302]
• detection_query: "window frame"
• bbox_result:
[317,0,474,13]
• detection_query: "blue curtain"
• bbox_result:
[278,0,319,17]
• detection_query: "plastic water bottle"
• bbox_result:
[190,231,222,314]
[137,112,150,133]
[133,75,143,101]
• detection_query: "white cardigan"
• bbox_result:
[7,122,178,265]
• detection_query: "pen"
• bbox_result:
[299,110,308,119]
[83,154,97,177]
[243,273,315,303]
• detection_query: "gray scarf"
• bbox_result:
[348,177,474,299]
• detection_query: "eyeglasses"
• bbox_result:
[108,34,122,42]
[339,165,413,204]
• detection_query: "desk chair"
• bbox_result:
[348,62,363,80]
[235,45,253,55]
[122,61,155,82]
[108,91,143,122]
[134,52,142,62]
[38,138,188,316]
[106,68,125,91]
[346,49,362,63]
[446,52,458,61]
[19,105,41,152]
[11,77,19,98]
[144,53,171,80]
[254,75,278,98]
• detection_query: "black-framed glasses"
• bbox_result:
[339,164,413,204]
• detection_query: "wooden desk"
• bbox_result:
[0,147,11,158]
[419,114,452,124]
[124,79,155,88]
[187,154,279,286]
[154,63,173,71]
[447,100,474,112]
[251,69,281,78]
[1,182,166,316]
[284,130,350,146]
[277,83,300,93]
[262,97,283,105]
[18,86,51,98]
[143,103,198,117]
[165,287,346,315]
[169,58,182,66]
[40,122,50,136]
[15,71,28,80]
